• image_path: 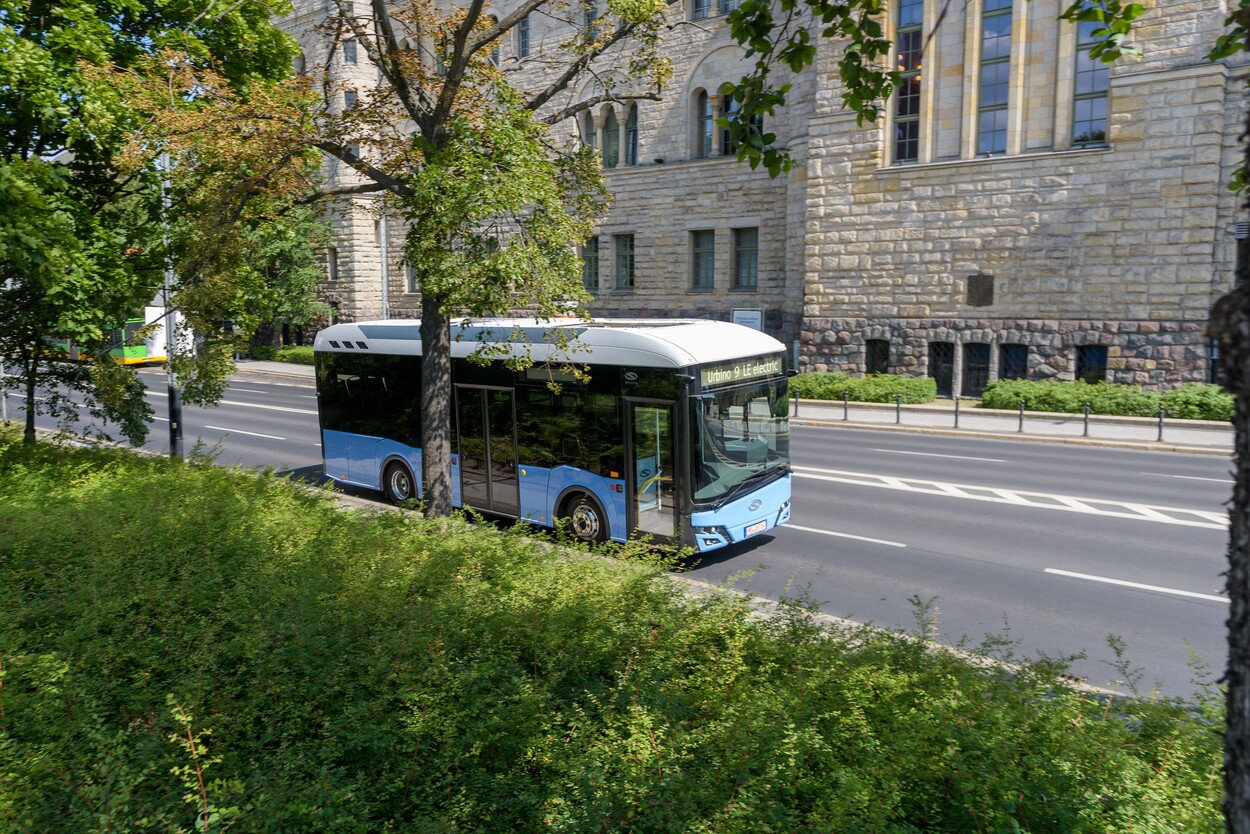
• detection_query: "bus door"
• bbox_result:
[455,385,519,516]
[626,400,676,540]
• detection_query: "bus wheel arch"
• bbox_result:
[559,491,609,544]
[382,458,417,505]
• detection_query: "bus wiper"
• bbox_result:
[713,467,778,509]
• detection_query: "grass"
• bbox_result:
[0,442,1225,832]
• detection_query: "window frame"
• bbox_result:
[976,0,1012,156]
[690,230,715,291]
[581,238,600,293]
[892,0,924,163]
[696,91,714,159]
[1075,344,1108,384]
[516,15,531,58]
[865,339,890,375]
[613,233,635,291]
[731,227,758,290]
[342,40,358,64]
[1072,17,1109,147]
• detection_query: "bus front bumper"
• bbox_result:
[688,474,792,552]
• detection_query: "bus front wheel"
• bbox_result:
[383,461,415,505]
[563,494,608,544]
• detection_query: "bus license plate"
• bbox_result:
[745,520,767,538]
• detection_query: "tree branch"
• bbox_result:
[540,90,661,125]
[524,20,641,115]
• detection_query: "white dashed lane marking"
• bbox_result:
[792,465,1227,530]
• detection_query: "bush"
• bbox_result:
[792,372,937,403]
[0,446,1223,833]
[248,343,277,360]
[1162,383,1235,421]
[982,379,1232,420]
[274,345,315,365]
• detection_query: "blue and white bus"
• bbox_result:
[313,318,791,552]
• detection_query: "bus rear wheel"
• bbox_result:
[563,493,608,544]
[383,461,416,505]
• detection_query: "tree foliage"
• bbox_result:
[0,0,305,445]
[720,0,1148,175]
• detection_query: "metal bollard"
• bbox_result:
[1018,399,1025,433]
[1083,401,1090,437]
[896,393,902,424]
[843,391,849,421]
[954,396,960,429]
[1157,405,1166,443]
[793,393,798,417]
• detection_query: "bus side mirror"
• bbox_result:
[787,369,799,378]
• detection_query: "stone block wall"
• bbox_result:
[803,317,1211,389]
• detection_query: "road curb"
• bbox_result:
[792,418,1231,457]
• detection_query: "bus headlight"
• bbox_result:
[775,500,791,525]
[693,525,729,549]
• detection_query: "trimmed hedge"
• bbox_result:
[982,379,1233,421]
[275,345,315,365]
[0,444,1223,832]
[791,371,937,403]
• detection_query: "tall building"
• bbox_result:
[281,0,1246,391]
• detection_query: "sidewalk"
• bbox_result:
[792,397,1232,456]
[226,359,1233,455]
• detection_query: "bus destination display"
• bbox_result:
[699,355,784,389]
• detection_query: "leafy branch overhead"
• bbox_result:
[720,0,1149,177]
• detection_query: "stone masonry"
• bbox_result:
[281,0,1246,390]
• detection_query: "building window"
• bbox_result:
[406,262,419,293]
[583,0,599,39]
[1076,345,1108,384]
[603,109,620,167]
[344,90,358,109]
[328,246,340,282]
[625,106,638,165]
[893,0,923,163]
[579,110,596,153]
[999,343,1028,380]
[719,0,739,12]
[691,230,714,290]
[866,339,890,375]
[732,227,758,289]
[720,91,761,156]
[1072,17,1109,146]
[962,343,991,397]
[581,238,599,292]
[691,0,710,19]
[343,40,357,64]
[516,15,530,58]
[929,341,954,396]
[977,0,1011,155]
[696,91,714,159]
[614,234,634,290]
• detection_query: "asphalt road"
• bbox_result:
[7,370,1233,699]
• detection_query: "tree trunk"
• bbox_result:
[1214,283,1250,834]
[420,293,452,516]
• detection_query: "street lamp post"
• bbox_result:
[161,152,183,459]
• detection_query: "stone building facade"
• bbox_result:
[800,0,1246,393]
[281,0,1246,392]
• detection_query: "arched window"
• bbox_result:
[695,91,713,159]
[579,110,597,153]
[624,105,638,165]
[719,88,762,155]
[603,109,620,167]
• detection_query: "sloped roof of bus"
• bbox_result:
[313,317,786,368]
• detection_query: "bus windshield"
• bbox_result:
[692,377,790,505]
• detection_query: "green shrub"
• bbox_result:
[0,445,1223,833]
[982,379,1231,420]
[248,343,277,360]
[274,345,315,365]
[792,372,937,403]
[1162,383,1235,421]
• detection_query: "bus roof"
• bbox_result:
[313,317,787,369]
